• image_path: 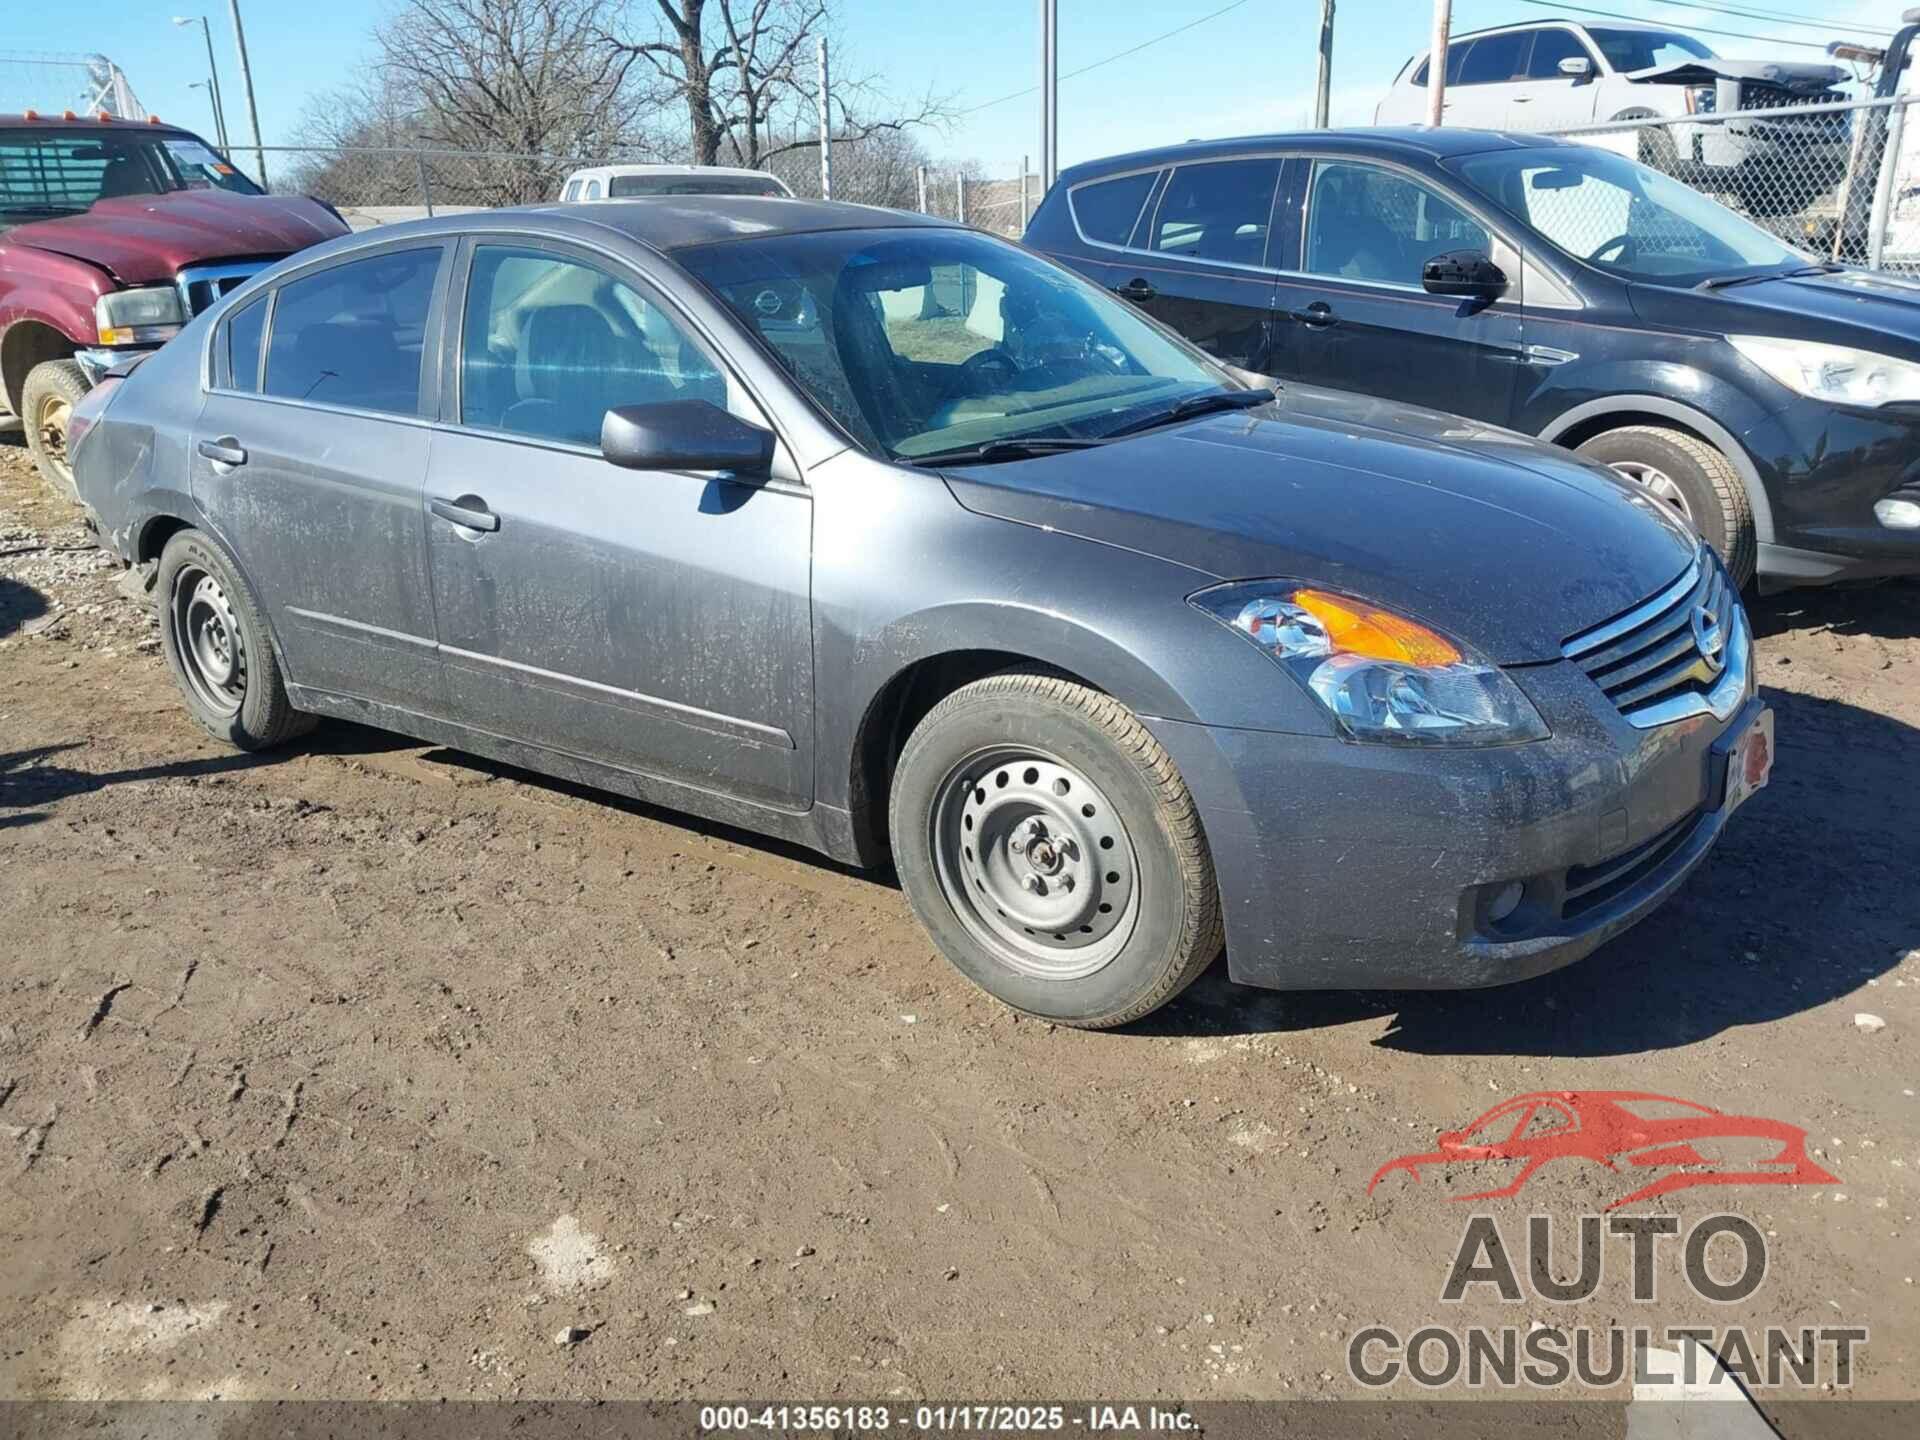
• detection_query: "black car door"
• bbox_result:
[1268,156,1525,425]
[1099,158,1284,373]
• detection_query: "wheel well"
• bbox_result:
[1,322,78,417]
[1553,409,1708,456]
[847,649,1100,864]
[136,516,192,565]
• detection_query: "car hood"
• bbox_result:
[5,190,346,284]
[1626,58,1847,92]
[939,386,1698,665]
[1630,267,1920,355]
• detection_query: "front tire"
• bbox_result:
[155,529,315,751]
[1575,424,1756,588]
[21,358,90,502]
[889,671,1222,1029]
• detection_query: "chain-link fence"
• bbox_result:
[1544,93,1920,273]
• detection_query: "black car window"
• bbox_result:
[1303,162,1490,287]
[225,295,267,392]
[262,247,439,415]
[1457,31,1529,86]
[459,245,726,449]
[1410,39,1471,87]
[1525,28,1592,79]
[1152,160,1279,266]
[1069,171,1159,247]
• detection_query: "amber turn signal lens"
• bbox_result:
[1292,589,1461,668]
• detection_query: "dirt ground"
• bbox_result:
[1,431,1916,1411]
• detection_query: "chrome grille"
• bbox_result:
[175,261,269,316]
[1562,551,1747,729]
[1737,83,1847,112]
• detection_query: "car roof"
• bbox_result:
[1446,17,1670,40]
[1059,127,1567,185]
[352,196,958,253]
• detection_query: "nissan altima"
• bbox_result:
[67,199,1772,1027]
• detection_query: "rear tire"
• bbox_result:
[21,358,89,502]
[156,529,316,751]
[889,670,1222,1029]
[1575,424,1756,588]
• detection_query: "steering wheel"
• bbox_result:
[960,346,1021,388]
[1589,233,1638,264]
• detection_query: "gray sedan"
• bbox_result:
[68,199,1772,1028]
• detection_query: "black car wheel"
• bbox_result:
[21,358,89,502]
[155,529,316,751]
[889,670,1222,1029]
[1576,425,1756,588]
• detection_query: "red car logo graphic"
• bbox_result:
[1367,1091,1838,1210]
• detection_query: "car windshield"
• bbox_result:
[1586,27,1716,72]
[675,226,1234,460]
[608,173,786,197]
[1449,144,1803,285]
[0,127,260,227]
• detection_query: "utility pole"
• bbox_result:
[816,36,832,199]
[227,0,267,186]
[1426,0,1452,127]
[172,16,229,153]
[1313,0,1335,128]
[1039,0,1058,190]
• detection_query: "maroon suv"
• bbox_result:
[0,113,347,495]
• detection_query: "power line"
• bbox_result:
[958,0,1254,117]
[1489,0,1877,53]
[1628,0,1889,39]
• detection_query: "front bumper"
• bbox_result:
[1146,659,1763,992]
[1744,396,1920,586]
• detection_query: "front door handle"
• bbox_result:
[1288,302,1339,328]
[1112,278,1157,303]
[429,495,500,532]
[197,437,247,468]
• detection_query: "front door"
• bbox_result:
[424,241,814,809]
[1505,27,1603,130]
[1104,158,1282,373]
[191,243,448,712]
[1269,158,1523,427]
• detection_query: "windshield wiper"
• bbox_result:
[1101,386,1277,439]
[902,437,1111,468]
[1697,262,1843,291]
[0,204,86,217]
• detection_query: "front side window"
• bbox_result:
[1451,145,1799,284]
[1525,28,1593,79]
[459,245,726,449]
[1457,32,1529,86]
[1303,162,1491,286]
[1069,171,1159,246]
[225,295,267,391]
[262,247,440,415]
[0,127,259,230]
[584,179,602,200]
[678,227,1229,460]
[1152,160,1279,265]
[1587,27,1715,72]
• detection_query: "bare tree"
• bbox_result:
[609,1,952,168]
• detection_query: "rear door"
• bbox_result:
[1268,157,1524,425]
[422,238,813,809]
[1103,158,1283,372]
[192,242,449,713]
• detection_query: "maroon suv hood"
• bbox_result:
[7,190,346,283]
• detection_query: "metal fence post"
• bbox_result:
[1869,97,1908,270]
[957,173,967,226]
[816,37,832,200]
[917,165,928,213]
[416,153,435,218]
[1020,154,1030,229]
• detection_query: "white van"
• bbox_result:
[557,164,793,202]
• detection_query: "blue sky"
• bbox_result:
[4,0,1900,174]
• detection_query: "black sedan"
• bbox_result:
[1026,127,1920,591]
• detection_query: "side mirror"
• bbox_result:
[1558,56,1594,81]
[601,400,774,476]
[1422,249,1509,303]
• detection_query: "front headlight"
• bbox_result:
[1190,583,1549,747]
[1728,334,1920,408]
[95,285,187,345]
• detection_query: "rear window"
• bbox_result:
[609,173,786,197]
[263,247,440,416]
[225,295,267,391]
[1068,171,1159,247]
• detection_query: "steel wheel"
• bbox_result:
[1607,460,1694,525]
[169,564,248,718]
[929,747,1141,982]
[32,391,74,487]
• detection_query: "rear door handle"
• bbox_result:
[1288,302,1338,328]
[429,495,500,532]
[196,437,247,468]
[1112,278,1157,302]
